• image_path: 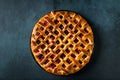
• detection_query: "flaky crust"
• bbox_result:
[30,11,94,75]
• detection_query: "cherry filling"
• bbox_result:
[36,32,40,36]
[65,48,70,53]
[56,40,60,44]
[36,39,40,44]
[82,54,87,59]
[74,19,78,24]
[46,40,50,44]
[80,44,85,48]
[69,35,73,39]
[74,29,78,33]
[69,44,73,48]
[85,39,89,43]
[59,15,63,19]
[44,59,49,64]
[64,19,68,24]
[56,59,60,63]
[61,45,64,48]
[66,58,72,64]
[69,24,73,29]
[71,54,76,58]
[59,24,64,30]
[87,49,90,52]
[54,20,59,24]
[73,65,77,68]
[79,24,82,28]
[45,49,50,54]
[79,33,83,38]
[40,35,45,40]
[34,49,39,53]
[51,45,55,49]
[60,35,64,40]
[56,49,60,54]
[60,53,65,59]
[44,21,48,26]
[50,54,55,59]
[49,63,56,69]
[45,30,49,35]
[64,30,69,35]
[62,64,66,68]
[84,28,88,33]
[50,35,55,40]
[40,27,44,30]
[49,26,53,30]
[41,44,45,49]
[65,40,68,44]
[37,54,44,61]
[54,30,59,35]
[74,38,79,43]
[75,49,81,54]
[79,60,82,64]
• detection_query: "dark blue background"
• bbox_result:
[0,0,120,80]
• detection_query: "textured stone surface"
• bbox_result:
[0,0,120,80]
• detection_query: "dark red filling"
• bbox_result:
[54,20,59,24]
[71,54,76,58]
[69,24,73,29]
[59,24,64,30]
[66,59,72,64]
[62,64,66,68]
[36,39,40,44]
[69,35,73,39]
[56,49,60,54]
[37,54,44,61]
[61,45,64,48]
[56,40,60,44]
[49,63,56,69]
[64,30,69,35]
[50,54,55,59]
[56,59,60,63]
[45,30,49,35]
[79,33,83,38]
[60,53,65,59]
[45,49,50,54]
[60,35,64,40]
[44,21,48,26]
[49,26,53,30]
[44,59,49,64]
[51,45,55,49]
[82,54,87,59]
[54,30,59,35]
[75,49,81,54]
[41,44,45,49]
[36,32,40,36]
[80,44,85,48]
[46,40,49,44]
[69,44,73,48]
[85,39,89,43]
[74,19,78,24]
[65,48,70,53]
[74,38,79,43]
[64,19,68,24]
[84,28,88,33]
[50,35,55,40]
[79,60,82,64]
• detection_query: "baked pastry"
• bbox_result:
[30,11,94,75]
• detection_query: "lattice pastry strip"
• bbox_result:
[30,11,94,75]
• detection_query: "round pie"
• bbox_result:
[30,11,94,75]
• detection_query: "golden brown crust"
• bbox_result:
[30,11,94,75]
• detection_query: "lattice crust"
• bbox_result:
[31,11,94,75]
